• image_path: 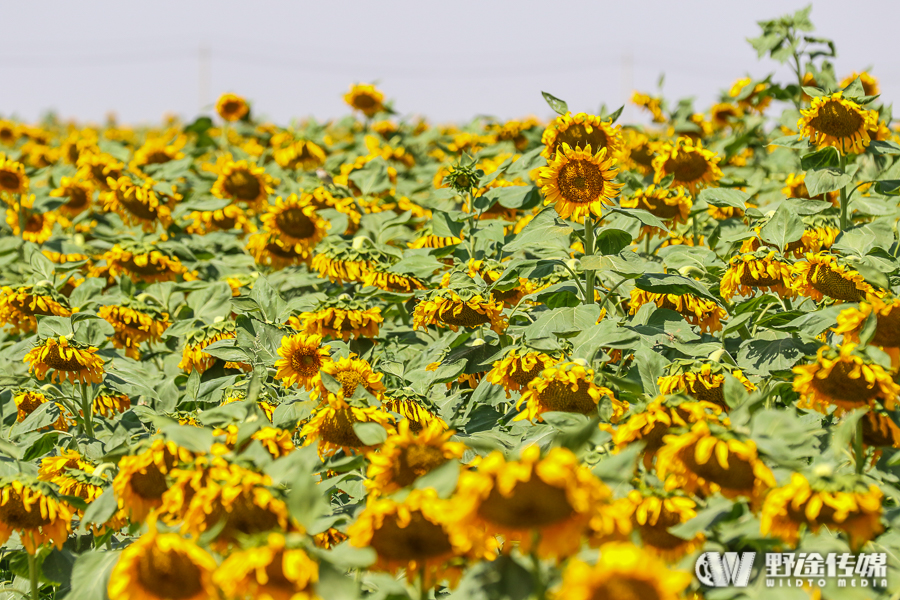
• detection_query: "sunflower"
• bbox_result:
[260,193,330,248]
[439,259,533,307]
[179,321,251,374]
[214,424,294,458]
[840,71,880,96]
[710,102,744,128]
[38,449,106,505]
[349,487,496,589]
[793,252,884,303]
[655,421,776,503]
[629,288,727,333]
[0,154,27,195]
[0,284,71,334]
[113,439,192,522]
[214,533,319,600]
[536,143,622,222]
[365,419,466,498]
[246,232,315,269]
[760,472,883,549]
[24,335,104,385]
[365,134,416,169]
[305,186,362,233]
[487,117,540,150]
[185,203,255,235]
[0,120,19,146]
[798,92,878,154]
[720,251,795,300]
[309,240,380,285]
[108,527,217,600]
[793,342,899,415]
[555,542,692,600]
[14,390,71,432]
[98,302,170,360]
[729,77,771,113]
[100,175,176,231]
[631,92,666,123]
[517,362,627,423]
[289,297,383,341]
[92,244,196,284]
[618,490,704,562]
[381,393,447,433]
[0,479,73,554]
[131,134,187,169]
[407,231,463,249]
[274,332,331,390]
[860,410,900,448]
[657,362,755,411]
[5,195,57,244]
[93,390,132,418]
[782,172,839,205]
[834,297,900,366]
[620,185,691,239]
[619,129,658,174]
[707,204,744,220]
[741,224,839,257]
[413,291,507,334]
[273,139,327,171]
[50,176,94,219]
[210,156,276,207]
[299,393,395,457]
[454,445,610,560]
[651,137,723,194]
[487,348,559,396]
[312,354,385,401]
[541,112,623,159]
[344,83,385,118]
[76,151,123,190]
[216,93,250,122]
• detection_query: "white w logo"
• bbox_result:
[695,552,756,588]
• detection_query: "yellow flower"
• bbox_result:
[246,232,315,269]
[798,92,878,154]
[210,156,276,207]
[620,185,691,239]
[15,390,71,431]
[631,92,666,123]
[108,527,217,600]
[274,332,331,390]
[622,490,704,561]
[311,354,385,401]
[273,138,327,171]
[487,348,558,396]
[619,129,658,174]
[98,303,170,360]
[24,336,104,385]
[729,77,771,113]
[5,195,56,244]
[652,137,722,194]
[741,224,839,257]
[91,244,196,284]
[50,176,94,218]
[365,420,466,498]
[381,394,446,433]
[541,112,623,159]
[299,393,395,457]
[131,134,186,169]
[629,288,727,333]
[710,102,744,128]
[100,175,176,231]
[344,83,385,117]
[186,203,255,236]
[213,424,295,458]
[760,472,883,549]
[0,154,28,195]
[413,291,507,334]
[407,232,462,249]
[834,297,900,367]
[720,252,795,300]
[0,284,71,334]
[793,252,885,303]
[214,533,318,600]
[260,193,330,248]
[113,439,192,522]
[216,93,250,122]
[0,479,73,554]
[861,410,900,448]
[839,71,880,96]
[348,487,496,589]
[657,363,755,410]
[290,300,383,342]
[793,342,899,415]
[782,171,838,205]
[555,542,691,600]
[178,322,250,374]
[93,391,132,418]
[516,361,627,423]
[536,143,622,222]
[76,151,124,190]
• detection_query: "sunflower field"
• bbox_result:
[2,5,900,600]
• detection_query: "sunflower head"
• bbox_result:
[541,112,624,159]
[100,175,176,231]
[98,298,170,360]
[274,332,331,390]
[793,252,885,303]
[178,321,250,374]
[0,283,72,334]
[23,335,104,385]
[798,92,878,154]
[289,296,383,342]
[299,393,395,457]
[651,137,723,194]
[631,92,666,123]
[711,102,744,128]
[413,289,507,334]
[260,192,330,247]
[381,392,447,433]
[311,354,385,401]
[657,361,756,410]
[0,154,28,195]
[729,77,771,113]
[517,361,627,423]
[536,143,623,222]
[93,242,196,284]
[113,438,193,522]
[216,93,250,122]
[209,155,276,207]
[344,83,386,117]
[13,389,71,431]
[214,533,319,600]
[629,288,727,333]
[76,151,123,190]
[50,176,94,218]
[720,251,795,300]
[0,478,74,554]
[834,297,900,367]
[840,71,880,96]
[487,347,560,396]
[620,185,691,239]
[273,138,327,171]
[5,195,56,244]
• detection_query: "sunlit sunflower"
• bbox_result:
[93,390,132,418]
[454,445,610,560]
[185,202,255,235]
[840,71,880,96]
[14,390,71,432]
[835,297,900,367]
[631,92,666,123]
[214,424,294,458]
[216,93,250,122]
[179,321,250,374]
[92,243,196,284]
[76,151,123,190]
[5,195,57,244]
[0,154,28,195]
[720,251,795,300]
[407,230,463,249]
[618,129,658,174]
[487,116,540,150]
[536,143,622,222]
[381,392,447,433]
[311,354,385,401]
[332,153,398,197]
[38,449,106,507]
[620,490,704,562]
[729,77,771,113]
[344,83,386,118]
[0,284,71,334]
[761,472,883,549]
[108,526,217,600]
[541,112,623,159]
[655,421,776,503]
[210,156,276,207]
[309,240,381,285]
[98,301,170,360]
[861,410,900,448]
[413,291,507,334]
[299,393,395,457]
[652,137,723,194]
[741,224,839,257]
[113,439,192,522]
[657,362,755,410]
[0,479,73,554]
[349,487,496,589]
[100,175,177,231]
[50,176,94,219]
[710,102,744,128]
[274,332,331,390]
[289,297,383,341]
[0,121,19,146]
[365,419,466,498]
[629,288,727,333]
[365,134,416,169]
[487,348,559,396]
[620,185,691,239]
[246,232,315,269]
[273,138,327,171]
[793,252,885,303]
[24,335,104,385]
[214,533,318,600]
[798,92,878,154]
[131,134,187,170]
[782,172,839,205]
[556,542,692,600]
[260,192,330,248]
[793,342,899,415]
[517,361,627,423]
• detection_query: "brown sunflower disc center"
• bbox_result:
[739,268,783,288]
[807,100,864,139]
[861,413,900,447]
[136,544,204,600]
[275,208,316,239]
[645,200,683,220]
[393,444,448,488]
[555,124,609,155]
[117,190,159,220]
[630,145,655,168]
[556,160,605,205]
[266,241,302,260]
[664,151,709,185]
[333,369,367,396]
[589,578,662,600]
[212,214,237,229]
[144,150,173,165]
[289,350,321,377]
[873,309,900,347]
[0,171,23,191]
[221,100,243,116]
[476,476,574,528]
[637,511,690,551]
[809,264,866,301]
[369,510,453,561]
[0,490,51,528]
[353,94,378,110]
[24,213,44,234]
[43,344,87,371]
[322,408,365,448]
[509,360,544,388]
[129,466,169,500]
[224,169,262,201]
[811,361,880,403]
[689,381,727,408]
[437,302,491,328]
[786,500,839,528]
[263,550,296,591]
[91,165,121,187]
[679,441,756,492]
[65,186,89,210]
[12,294,53,317]
[539,380,598,415]
[220,493,282,540]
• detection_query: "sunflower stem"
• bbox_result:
[27,550,38,600]
[854,415,866,474]
[79,383,94,438]
[583,217,595,304]
[530,547,546,600]
[839,152,850,231]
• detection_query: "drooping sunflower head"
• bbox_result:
[216,93,250,122]
[310,238,402,286]
[619,129,658,174]
[0,154,28,195]
[273,137,328,171]
[710,102,744,128]
[37,449,107,506]
[536,142,623,222]
[720,250,795,300]
[23,335,104,385]
[487,347,560,396]
[741,224,839,257]
[113,438,193,522]
[792,252,885,303]
[246,231,315,269]
[729,77,771,113]
[178,321,250,374]
[631,92,666,123]
[834,297,900,367]
[344,83,386,118]
[629,288,727,333]
[50,175,94,218]
[214,533,319,600]
[0,283,72,334]
[131,133,187,169]
[13,389,71,432]
[260,192,330,248]
[274,331,332,390]
[657,361,756,410]
[289,295,383,342]
[439,258,535,308]
[76,151,123,190]
[651,137,723,194]
[840,71,880,96]
[798,92,878,154]
[299,393,395,457]
[311,354,385,401]
[413,289,507,334]
[209,155,276,207]
[92,388,132,419]
[5,194,56,244]
[100,175,177,231]
[92,242,197,284]
[622,489,705,561]
[0,478,74,554]
[97,299,170,360]
[186,202,255,236]
[517,361,627,423]
[620,184,691,239]
[381,391,447,433]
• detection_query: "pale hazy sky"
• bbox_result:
[2,0,898,125]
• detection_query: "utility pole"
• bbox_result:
[199,45,211,113]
